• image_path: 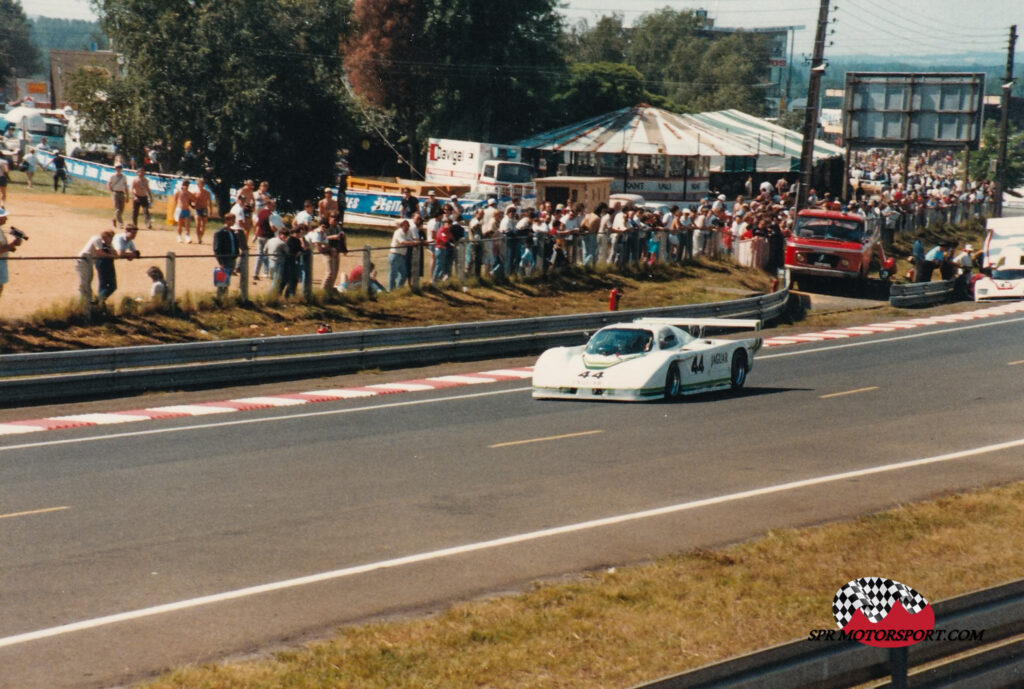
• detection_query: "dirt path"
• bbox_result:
[0,188,367,320]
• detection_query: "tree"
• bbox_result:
[970,121,1024,191]
[346,0,565,173]
[566,14,628,64]
[0,0,41,79]
[552,62,651,123]
[620,8,771,116]
[91,0,356,209]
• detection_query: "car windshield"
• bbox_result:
[793,217,865,243]
[992,268,1024,280]
[585,328,654,356]
[495,163,534,184]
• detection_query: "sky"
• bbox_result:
[17,0,1024,58]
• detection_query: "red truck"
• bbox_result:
[785,209,889,286]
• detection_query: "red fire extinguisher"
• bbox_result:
[609,287,623,311]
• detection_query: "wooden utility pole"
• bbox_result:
[795,0,831,211]
[995,24,1017,218]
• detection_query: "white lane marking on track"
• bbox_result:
[819,386,879,399]
[489,429,603,448]
[0,505,70,520]
[3,435,1023,649]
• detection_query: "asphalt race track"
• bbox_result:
[2,312,1024,688]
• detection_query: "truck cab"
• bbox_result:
[785,209,879,281]
[477,160,534,200]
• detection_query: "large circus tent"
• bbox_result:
[514,104,844,200]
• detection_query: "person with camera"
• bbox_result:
[0,210,25,300]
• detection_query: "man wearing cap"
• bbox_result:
[317,187,338,224]
[421,190,442,220]
[213,213,241,295]
[107,163,129,228]
[0,210,23,300]
[953,243,975,297]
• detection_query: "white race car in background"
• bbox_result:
[974,249,1024,301]
[532,317,762,402]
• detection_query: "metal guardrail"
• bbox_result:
[630,578,1024,689]
[0,290,789,405]
[889,279,955,308]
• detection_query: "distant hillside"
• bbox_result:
[785,54,1022,103]
[29,16,108,55]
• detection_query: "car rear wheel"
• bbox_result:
[730,350,748,390]
[664,363,682,400]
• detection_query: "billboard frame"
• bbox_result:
[842,72,986,151]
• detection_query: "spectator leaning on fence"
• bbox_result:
[388,218,414,290]
[77,229,117,303]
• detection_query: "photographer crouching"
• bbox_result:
[0,209,26,301]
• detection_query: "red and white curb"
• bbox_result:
[1,301,1023,437]
[761,301,1024,346]
[0,368,535,437]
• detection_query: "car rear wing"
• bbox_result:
[635,317,761,338]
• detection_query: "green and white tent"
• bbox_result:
[516,105,842,173]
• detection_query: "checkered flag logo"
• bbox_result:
[833,577,929,629]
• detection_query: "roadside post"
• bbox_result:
[164,252,176,312]
[362,245,372,299]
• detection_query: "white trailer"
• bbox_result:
[425,138,535,200]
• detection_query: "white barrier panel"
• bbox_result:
[34,150,193,198]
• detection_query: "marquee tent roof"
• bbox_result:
[515,105,843,164]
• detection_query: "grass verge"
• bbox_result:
[0,259,772,352]
[138,480,1024,689]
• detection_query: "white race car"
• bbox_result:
[532,317,762,402]
[974,249,1024,301]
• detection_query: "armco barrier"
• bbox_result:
[0,290,788,405]
[889,280,955,308]
[630,578,1024,689]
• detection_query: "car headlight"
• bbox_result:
[839,258,850,268]
[977,288,988,295]
[795,252,806,263]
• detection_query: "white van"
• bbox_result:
[0,106,66,154]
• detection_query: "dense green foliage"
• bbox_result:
[90,0,355,208]
[345,0,565,174]
[0,0,41,79]
[969,121,1024,189]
